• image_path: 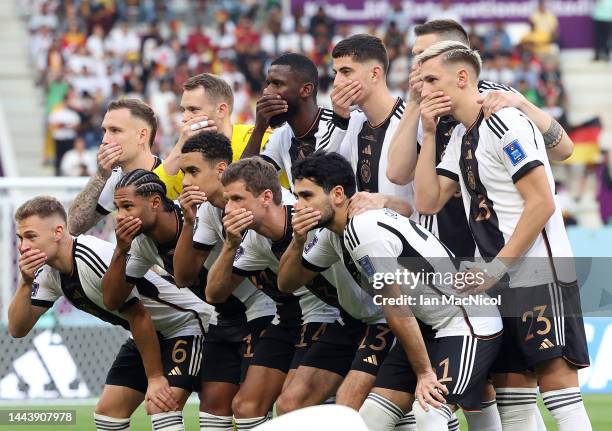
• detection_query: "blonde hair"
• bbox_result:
[415,41,482,77]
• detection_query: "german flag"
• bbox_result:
[565,118,602,164]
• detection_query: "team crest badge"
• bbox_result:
[360,160,372,184]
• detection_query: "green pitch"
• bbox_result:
[1,394,610,430]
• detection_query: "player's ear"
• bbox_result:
[151,194,161,209]
[216,161,228,177]
[54,223,64,241]
[331,185,344,204]
[217,102,229,120]
[371,65,383,83]
[300,82,314,99]
[261,189,274,207]
[139,127,149,147]
[457,68,469,89]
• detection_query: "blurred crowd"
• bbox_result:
[22,0,612,225]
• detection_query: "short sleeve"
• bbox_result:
[30,266,62,308]
[488,111,544,183]
[315,113,349,153]
[302,229,341,272]
[261,130,283,171]
[232,232,271,277]
[153,163,184,200]
[193,204,219,251]
[97,169,120,215]
[435,130,461,183]
[125,237,155,279]
[344,217,403,284]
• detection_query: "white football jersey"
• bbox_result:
[340,98,416,219]
[232,205,340,326]
[302,228,385,324]
[436,107,575,287]
[343,209,502,338]
[192,201,277,322]
[96,157,162,215]
[261,107,348,189]
[30,235,213,338]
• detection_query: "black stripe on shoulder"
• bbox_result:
[96,204,111,216]
[348,218,360,246]
[490,113,509,132]
[75,249,107,277]
[320,108,333,118]
[317,124,336,151]
[343,228,356,251]
[511,160,544,183]
[34,267,45,278]
[76,240,108,269]
[485,118,503,139]
[479,80,509,91]
[31,298,55,308]
[75,254,104,279]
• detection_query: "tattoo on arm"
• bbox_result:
[543,119,564,149]
[67,173,107,235]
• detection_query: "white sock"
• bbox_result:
[234,415,269,431]
[199,412,233,431]
[412,402,452,431]
[496,387,537,431]
[542,387,592,431]
[447,412,460,431]
[464,400,502,431]
[533,402,546,431]
[359,393,404,431]
[394,412,416,430]
[94,413,130,431]
[150,412,184,431]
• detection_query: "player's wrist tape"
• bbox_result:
[484,258,507,280]
[190,120,209,131]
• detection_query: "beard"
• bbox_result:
[269,102,298,128]
[316,203,335,229]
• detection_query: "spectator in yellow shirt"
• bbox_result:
[154,73,274,198]
[530,0,559,42]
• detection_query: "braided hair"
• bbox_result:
[115,169,174,212]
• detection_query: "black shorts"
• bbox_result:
[201,315,274,385]
[249,322,330,373]
[299,319,367,376]
[492,282,590,373]
[374,334,502,412]
[351,324,395,376]
[106,335,204,393]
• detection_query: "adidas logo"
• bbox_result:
[363,355,378,365]
[539,339,555,350]
[168,366,182,376]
